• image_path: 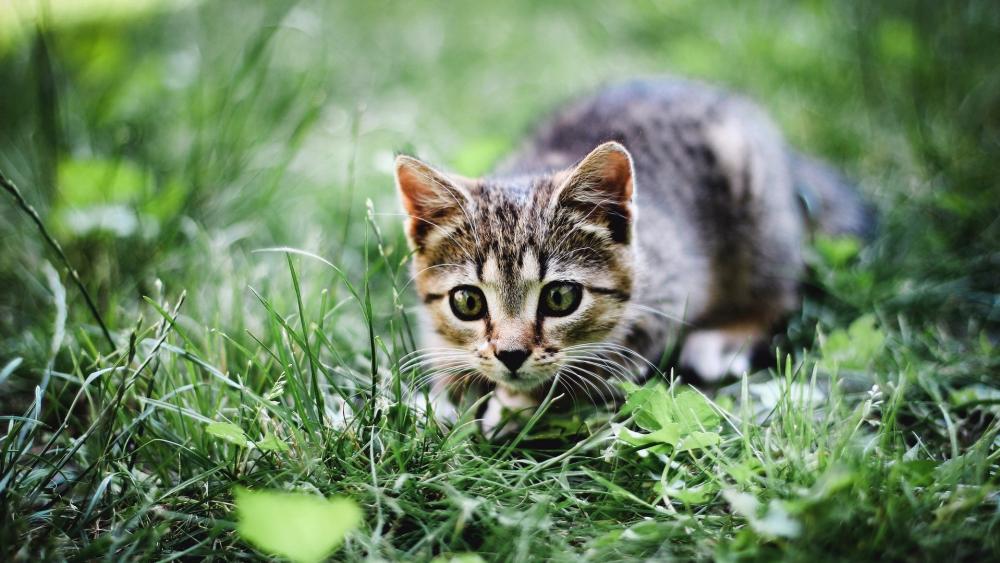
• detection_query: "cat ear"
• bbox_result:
[555,142,635,244]
[395,155,475,249]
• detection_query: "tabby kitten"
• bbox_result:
[395,78,870,432]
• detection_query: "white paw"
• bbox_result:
[480,387,537,438]
[680,328,757,381]
[480,396,509,437]
[428,381,459,423]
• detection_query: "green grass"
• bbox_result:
[1,0,998,560]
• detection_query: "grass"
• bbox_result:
[1,0,998,560]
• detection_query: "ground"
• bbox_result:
[0,1,998,561]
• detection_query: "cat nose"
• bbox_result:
[496,349,530,374]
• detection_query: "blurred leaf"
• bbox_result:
[0,0,191,48]
[933,486,988,525]
[659,479,716,504]
[878,19,917,63]
[256,434,290,452]
[235,488,362,563]
[451,137,510,177]
[58,157,148,206]
[894,460,938,487]
[1,0,181,23]
[53,157,185,237]
[206,422,250,447]
[583,469,656,508]
[814,235,860,269]
[724,459,763,485]
[820,314,886,370]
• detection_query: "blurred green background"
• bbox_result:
[1,1,998,560]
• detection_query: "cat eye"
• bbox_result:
[539,282,583,317]
[449,285,487,321]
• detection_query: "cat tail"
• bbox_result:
[790,151,876,241]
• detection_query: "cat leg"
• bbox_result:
[679,323,766,382]
[428,379,460,423]
[480,387,538,438]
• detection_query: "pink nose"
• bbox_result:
[496,349,530,374]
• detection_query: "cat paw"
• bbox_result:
[430,392,459,423]
[479,387,537,438]
[679,327,760,382]
[428,381,460,423]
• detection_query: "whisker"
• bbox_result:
[559,364,615,404]
[565,374,596,406]
[399,346,469,362]
[408,366,476,396]
[565,355,637,384]
[630,303,692,326]
[555,366,594,405]
[564,342,664,378]
[399,352,469,371]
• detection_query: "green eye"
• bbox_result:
[449,286,487,321]
[540,282,583,317]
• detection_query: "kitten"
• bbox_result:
[395,78,871,434]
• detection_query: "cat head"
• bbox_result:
[395,142,636,392]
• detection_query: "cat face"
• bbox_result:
[396,142,636,392]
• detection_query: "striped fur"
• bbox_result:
[396,78,871,413]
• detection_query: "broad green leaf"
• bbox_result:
[618,424,681,448]
[235,488,362,563]
[618,380,642,395]
[635,388,675,431]
[206,422,250,447]
[676,431,721,452]
[618,384,722,452]
[672,389,721,432]
[620,383,659,429]
[624,384,720,431]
